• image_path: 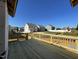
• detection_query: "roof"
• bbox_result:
[70,0,78,7]
[7,0,18,17]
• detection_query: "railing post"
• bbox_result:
[75,40,78,50]
[50,36,52,44]
[25,33,28,40]
[66,39,68,47]
[39,34,40,39]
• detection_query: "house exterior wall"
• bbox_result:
[0,1,8,59]
[24,24,31,33]
[46,25,52,30]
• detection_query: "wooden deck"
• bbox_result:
[8,39,77,59]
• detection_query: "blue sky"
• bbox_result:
[8,0,78,28]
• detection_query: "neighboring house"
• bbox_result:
[12,27,18,33]
[19,27,24,32]
[62,27,71,32]
[24,23,46,33]
[9,25,19,37]
[48,27,71,33]
[24,23,38,33]
[9,25,18,33]
[37,25,46,32]
[45,25,55,31]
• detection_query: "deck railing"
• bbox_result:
[31,32,78,53]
